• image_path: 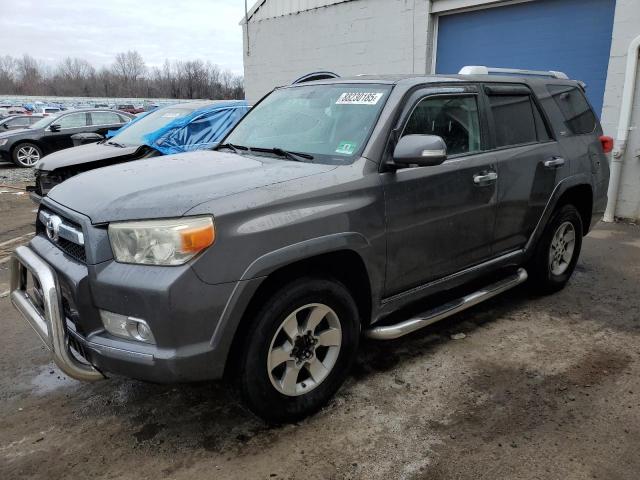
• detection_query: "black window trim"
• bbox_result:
[546,83,597,136]
[398,91,487,162]
[482,82,556,152]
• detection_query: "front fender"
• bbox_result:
[208,232,381,364]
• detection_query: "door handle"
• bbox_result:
[544,157,565,168]
[473,171,498,185]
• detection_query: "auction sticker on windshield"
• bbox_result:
[335,141,357,155]
[336,92,384,105]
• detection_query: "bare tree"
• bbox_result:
[112,50,146,94]
[0,52,244,100]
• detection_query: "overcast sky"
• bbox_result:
[0,0,246,74]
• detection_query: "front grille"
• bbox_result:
[37,209,87,263]
[57,237,87,263]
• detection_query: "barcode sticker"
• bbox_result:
[336,92,384,105]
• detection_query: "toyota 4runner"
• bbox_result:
[10,66,611,423]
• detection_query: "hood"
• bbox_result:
[37,142,141,171]
[47,150,337,223]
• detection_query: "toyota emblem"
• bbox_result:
[46,215,63,242]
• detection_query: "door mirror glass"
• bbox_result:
[393,134,447,167]
[49,123,61,132]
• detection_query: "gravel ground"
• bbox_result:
[0,200,639,479]
[0,162,35,185]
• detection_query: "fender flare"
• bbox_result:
[209,232,377,356]
[239,231,373,280]
[524,173,592,254]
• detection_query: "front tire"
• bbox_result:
[12,142,42,167]
[237,277,360,424]
[528,204,583,294]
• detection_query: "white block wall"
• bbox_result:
[242,0,429,102]
[600,0,640,221]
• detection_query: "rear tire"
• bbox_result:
[12,142,42,167]
[237,277,360,424]
[528,204,583,294]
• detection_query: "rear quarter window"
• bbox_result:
[547,84,597,135]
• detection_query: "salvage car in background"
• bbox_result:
[0,109,134,167]
[30,100,250,202]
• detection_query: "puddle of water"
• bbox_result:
[30,363,79,395]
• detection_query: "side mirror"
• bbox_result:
[392,134,447,167]
[49,124,61,132]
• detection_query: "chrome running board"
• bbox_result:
[366,268,528,340]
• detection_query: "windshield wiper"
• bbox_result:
[216,143,249,154]
[105,140,126,148]
[249,147,314,162]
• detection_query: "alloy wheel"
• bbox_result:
[16,145,40,166]
[548,221,576,276]
[267,303,342,396]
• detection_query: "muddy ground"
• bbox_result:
[0,162,639,479]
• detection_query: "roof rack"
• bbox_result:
[458,66,569,80]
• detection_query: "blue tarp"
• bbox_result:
[108,100,249,154]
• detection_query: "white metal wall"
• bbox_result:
[242,0,429,102]
[247,0,353,22]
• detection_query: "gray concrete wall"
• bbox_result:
[600,0,640,220]
[242,0,429,102]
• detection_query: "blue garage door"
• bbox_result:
[435,0,616,115]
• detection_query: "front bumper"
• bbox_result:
[10,239,259,383]
[10,245,104,381]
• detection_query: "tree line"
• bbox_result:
[0,51,244,100]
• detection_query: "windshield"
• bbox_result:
[224,83,392,163]
[111,107,193,146]
[29,115,57,130]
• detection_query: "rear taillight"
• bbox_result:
[600,135,614,154]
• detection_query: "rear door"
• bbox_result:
[546,84,607,214]
[382,86,498,297]
[485,84,566,254]
[89,111,129,136]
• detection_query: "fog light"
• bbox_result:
[136,322,153,342]
[100,310,156,344]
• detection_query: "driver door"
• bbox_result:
[382,88,497,297]
[42,112,90,152]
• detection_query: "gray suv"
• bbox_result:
[10,67,610,423]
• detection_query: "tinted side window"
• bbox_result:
[532,102,552,142]
[489,95,537,148]
[547,85,596,135]
[56,113,88,128]
[91,111,122,125]
[403,96,481,155]
[8,117,30,127]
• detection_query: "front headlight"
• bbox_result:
[0,139,8,146]
[108,216,215,265]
